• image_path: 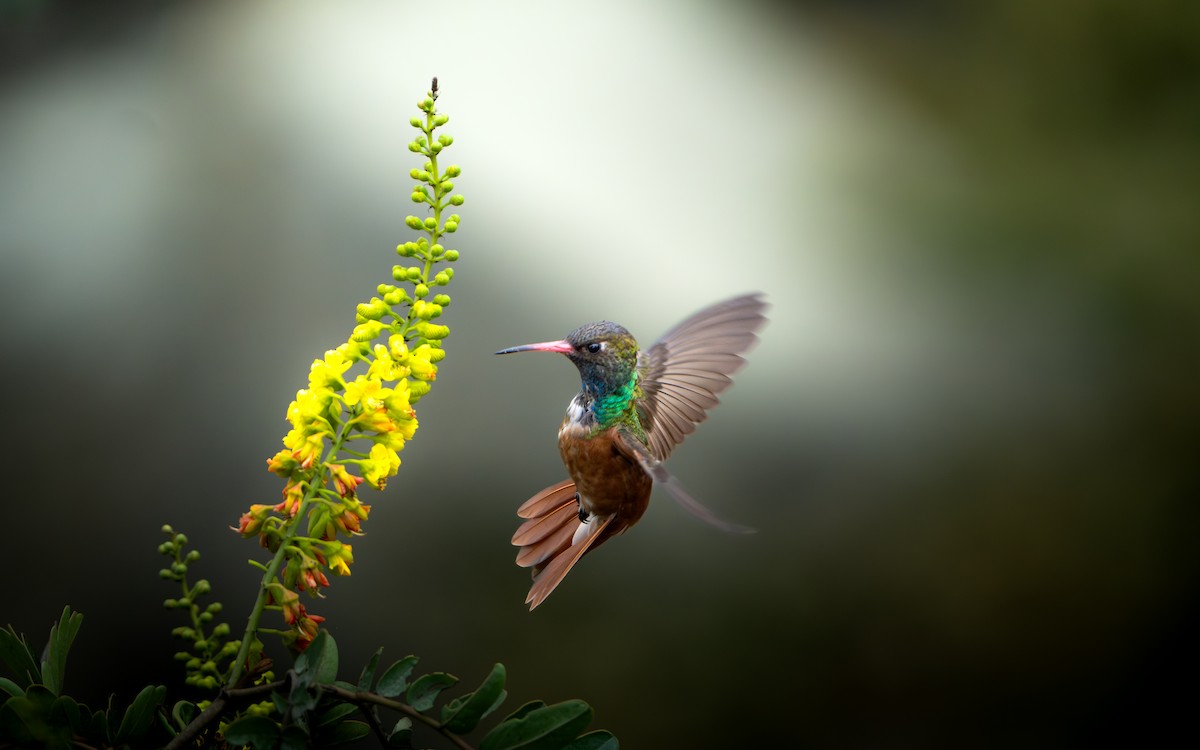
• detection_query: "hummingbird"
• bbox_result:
[495,293,768,609]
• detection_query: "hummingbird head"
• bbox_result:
[496,321,639,397]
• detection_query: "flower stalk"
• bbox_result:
[227,78,465,685]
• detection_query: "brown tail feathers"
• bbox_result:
[511,480,613,610]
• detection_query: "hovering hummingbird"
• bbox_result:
[495,293,768,609]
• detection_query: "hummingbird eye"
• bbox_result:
[586,342,602,353]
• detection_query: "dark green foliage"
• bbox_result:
[216,631,614,750]
[479,700,593,750]
[0,608,167,748]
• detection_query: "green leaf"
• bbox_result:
[87,706,110,744]
[41,606,83,696]
[480,700,593,750]
[316,719,371,746]
[224,715,282,748]
[388,716,413,748]
[49,695,82,732]
[502,700,546,723]
[0,677,23,698]
[171,700,198,730]
[563,730,619,750]
[317,701,360,728]
[443,663,507,734]
[0,625,40,687]
[0,696,41,744]
[358,647,383,691]
[280,725,310,750]
[376,655,419,698]
[114,684,165,743]
[294,631,339,685]
[405,672,458,712]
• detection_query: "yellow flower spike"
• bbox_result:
[232,82,463,662]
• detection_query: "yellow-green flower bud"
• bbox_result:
[383,288,406,306]
[444,221,458,233]
[433,271,450,286]
[433,294,450,306]
[437,134,453,147]
[392,265,407,281]
[414,283,429,298]
[421,97,434,110]
[449,194,465,206]
[431,244,444,255]
[429,347,447,363]
[443,267,455,280]
[422,324,450,340]
[423,217,437,230]
[405,216,423,230]
[439,180,454,194]
[434,114,449,126]
[411,191,426,203]
[407,141,422,153]
[410,380,431,400]
[430,141,443,154]
[407,267,423,281]
[446,165,461,177]
[356,300,385,320]
[410,116,423,128]
[445,249,459,261]
[352,320,384,342]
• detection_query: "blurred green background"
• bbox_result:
[2,0,1197,746]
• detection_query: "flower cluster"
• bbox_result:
[234,80,464,653]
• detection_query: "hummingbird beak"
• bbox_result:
[495,339,573,355]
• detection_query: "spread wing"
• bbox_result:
[636,293,768,461]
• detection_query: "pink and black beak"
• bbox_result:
[495,339,573,355]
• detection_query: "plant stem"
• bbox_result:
[327,685,475,750]
[226,419,355,686]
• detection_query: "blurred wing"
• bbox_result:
[636,293,768,461]
[615,428,755,534]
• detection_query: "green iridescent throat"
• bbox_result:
[590,373,642,433]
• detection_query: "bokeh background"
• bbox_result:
[3,0,1197,746]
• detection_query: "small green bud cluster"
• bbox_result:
[159,525,239,692]
[390,81,464,359]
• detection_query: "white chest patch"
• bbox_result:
[557,396,590,440]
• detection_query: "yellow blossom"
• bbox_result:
[362,443,401,489]
[307,350,352,391]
